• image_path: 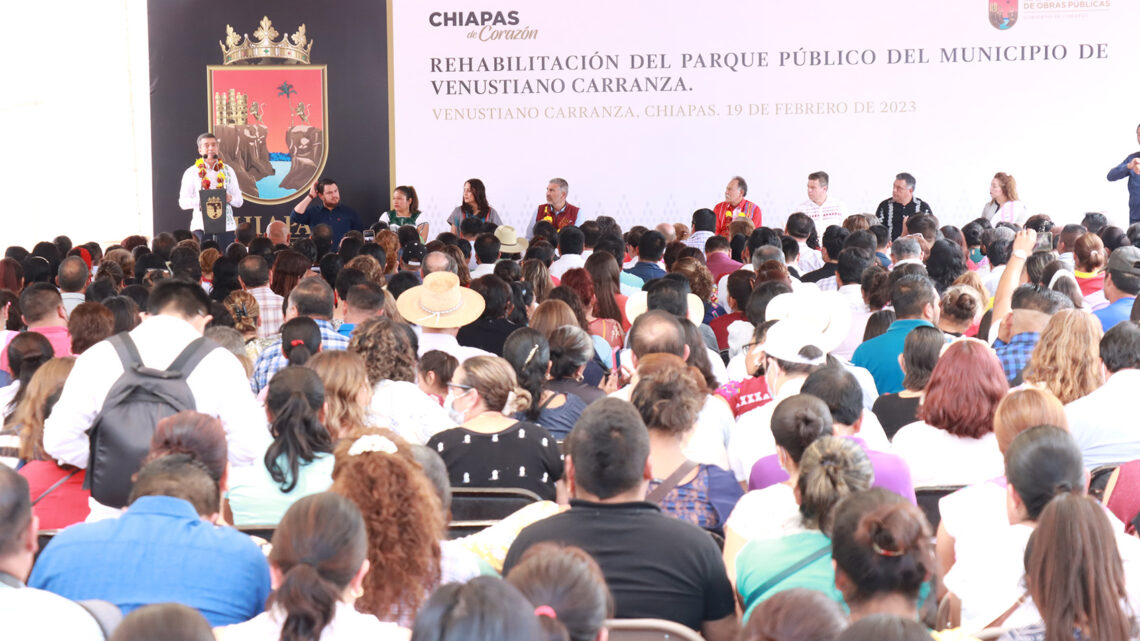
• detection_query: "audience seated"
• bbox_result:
[871,326,942,440]
[740,588,848,641]
[426,355,563,499]
[733,436,873,619]
[227,367,335,526]
[830,489,935,623]
[0,464,105,639]
[14,357,88,528]
[28,454,271,625]
[331,430,444,625]
[215,492,408,639]
[503,398,738,641]
[505,542,613,641]
[631,353,742,534]
[1064,320,1140,467]
[350,316,454,444]
[503,328,587,440]
[411,576,542,641]
[11,205,1140,640]
[891,340,1007,487]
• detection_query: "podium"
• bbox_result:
[200,189,227,235]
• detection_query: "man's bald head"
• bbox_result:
[421,251,458,278]
[630,309,686,359]
[267,220,289,244]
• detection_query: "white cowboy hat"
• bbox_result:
[764,290,851,356]
[624,290,704,325]
[395,271,485,328]
[494,225,529,253]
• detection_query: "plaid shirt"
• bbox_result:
[247,286,285,339]
[993,331,1040,383]
[251,319,349,393]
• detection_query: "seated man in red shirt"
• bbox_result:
[713,176,762,237]
[527,177,580,237]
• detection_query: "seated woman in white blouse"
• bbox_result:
[983,172,1029,226]
[215,491,409,640]
[942,426,1140,633]
[891,339,1006,487]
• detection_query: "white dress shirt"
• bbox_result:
[796,243,825,274]
[1066,369,1140,468]
[796,197,849,230]
[61,292,85,318]
[686,230,716,253]
[369,379,456,444]
[549,253,586,280]
[44,314,270,469]
[833,284,873,361]
[469,262,497,279]
[416,331,492,364]
[178,163,242,232]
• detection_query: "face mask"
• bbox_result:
[970,248,983,264]
[444,389,470,424]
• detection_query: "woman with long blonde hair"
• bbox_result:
[1021,309,1103,404]
[307,350,372,439]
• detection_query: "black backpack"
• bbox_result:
[84,332,218,508]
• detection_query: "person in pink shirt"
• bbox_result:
[1,283,72,375]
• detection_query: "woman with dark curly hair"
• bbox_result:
[350,316,452,444]
[332,430,443,625]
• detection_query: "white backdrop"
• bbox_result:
[392,0,1139,234]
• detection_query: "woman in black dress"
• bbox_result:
[427,355,563,499]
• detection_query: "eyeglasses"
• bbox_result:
[446,383,473,391]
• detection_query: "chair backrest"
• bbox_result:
[606,618,704,641]
[236,524,277,542]
[448,487,542,537]
[1089,463,1122,502]
[914,485,965,530]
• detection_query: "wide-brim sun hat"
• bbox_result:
[494,225,529,253]
[764,290,851,356]
[396,271,485,328]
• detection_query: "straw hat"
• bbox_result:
[494,225,529,253]
[624,290,704,325]
[395,271,485,328]
[764,290,851,355]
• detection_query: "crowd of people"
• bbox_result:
[4,167,1140,641]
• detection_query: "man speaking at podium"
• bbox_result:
[178,132,242,247]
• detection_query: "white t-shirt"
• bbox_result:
[890,421,1004,487]
[724,483,807,543]
[369,380,456,445]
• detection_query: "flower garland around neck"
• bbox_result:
[196,158,226,190]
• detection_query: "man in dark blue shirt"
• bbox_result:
[624,229,667,283]
[291,178,365,249]
[1107,124,1140,224]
